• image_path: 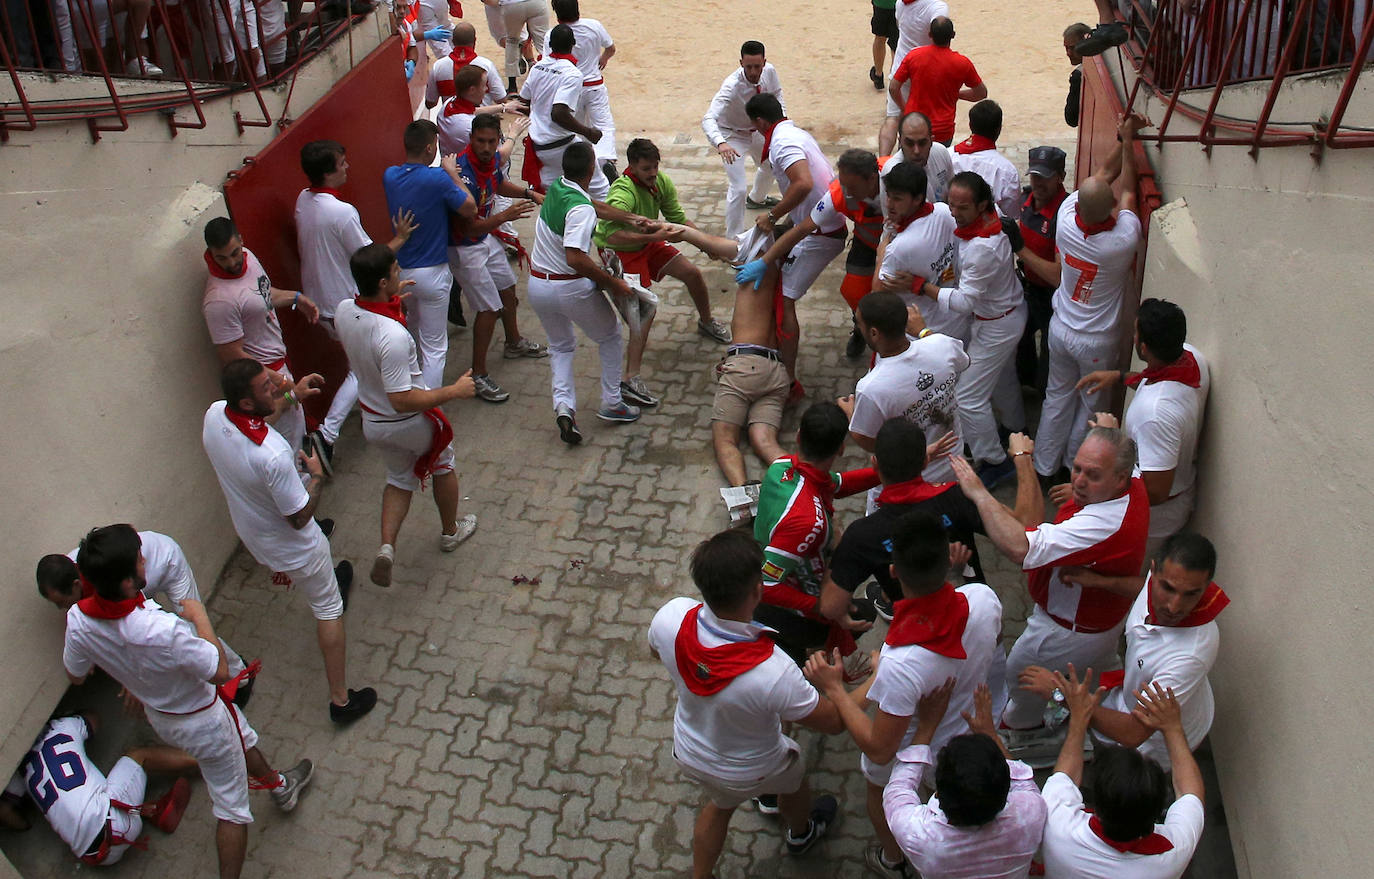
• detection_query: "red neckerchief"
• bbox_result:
[443,96,478,117]
[625,170,659,197]
[779,454,836,515]
[76,590,146,620]
[953,212,1002,241]
[761,118,789,156]
[355,295,408,328]
[1148,581,1230,627]
[223,406,269,445]
[953,134,997,154]
[462,145,499,197]
[1126,350,1201,389]
[890,201,934,234]
[79,573,96,599]
[309,186,345,198]
[885,583,970,657]
[415,408,454,489]
[1075,209,1118,235]
[876,477,955,506]
[1088,816,1175,855]
[674,604,775,696]
[203,249,245,280]
[447,0,461,17]
[447,45,476,66]
[549,52,578,64]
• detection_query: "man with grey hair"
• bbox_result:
[948,426,1150,749]
[1063,22,1092,127]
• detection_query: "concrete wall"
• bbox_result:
[0,17,388,787]
[1128,77,1374,878]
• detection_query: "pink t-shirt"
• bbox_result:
[201,247,287,367]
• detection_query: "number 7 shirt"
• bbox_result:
[1051,191,1141,336]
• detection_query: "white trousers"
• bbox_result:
[401,263,454,390]
[145,700,259,825]
[579,85,617,163]
[537,140,611,199]
[257,0,285,64]
[89,756,146,865]
[500,0,547,78]
[1002,605,1123,728]
[317,318,358,445]
[958,303,1028,464]
[720,129,773,238]
[527,277,623,413]
[1033,316,1120,475]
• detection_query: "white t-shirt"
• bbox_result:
[810,187,884,233]
[701,63,785,144]
[334,298,425,417]
[1125,345,1210,538]
[201,400,325,571]
[541,18,612,83]
[437,103,475,157]
[427,53,505,105]
[648,597,819,783]
[1041,772,1205,879]
[766,121,834,226]
[1052,191,1143,336]
[531,179,597,276]
[894,0,950,70]
[64,602,221,714]
[880,204,969,341]
[65,531,199,610]
[201,248,287,365]
[951,146,1022,219]
[938,231,1024,318]
[850,333,970,484]
[1103,579,1219,770]
[295,189,371,319]
[520,57,584,145]
[883,143,954,204]
[867,584,1003,756]
[20,717,108,855]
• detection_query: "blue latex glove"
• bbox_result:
[404,59,416,80]
[423,27,452,41]
[735,259,767,289]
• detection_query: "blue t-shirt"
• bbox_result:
[452,153,506,248]
[383,162,470,268]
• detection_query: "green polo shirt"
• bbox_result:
[873,0,896,9]
[593,171,689,253]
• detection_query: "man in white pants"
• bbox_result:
[702,40,784,238]
[202,359,378,725]
[493,0,548,91]
[544,0,618,178]
[517,24,610,200]
[63,524,314,879]
[912,170,1026,489]
[1019,114,1146,484]
[296,139,414,473]
[527,143,649,444]
[879,0,949,155]
[337,243,480,587]
[383,120,477,391]
[201,218,319,458]
[873,161,965,342]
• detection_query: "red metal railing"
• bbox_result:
[0,0,379,141]
[1110,0,1374,152]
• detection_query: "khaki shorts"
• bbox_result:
[712,352,789,429]
[677,745,804,809]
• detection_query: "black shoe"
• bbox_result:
[329,687,377,724]
[869,65,884,90]
[977,457,1016,490]
[316,518,334,540]
[601,160,619,182]
[556,405,582,445]
[754,794,780,815]
[335,561,353,614]
[1038,465,1071,494]
[232,674,255,709]
[507,76,518,93]
[846,326,866,359]
[448,282,467,327]
[308,431,334,477]
[865,581,895,622]
[1074,21,1129,56]
[518,58,528,74]
[785,795,838,855]
[745,195,781,210]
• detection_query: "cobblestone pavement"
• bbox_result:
[4,138,1058,879]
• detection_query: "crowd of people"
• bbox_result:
[3,1,1230,877]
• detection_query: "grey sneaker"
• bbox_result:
[440,514,477,552]
[697,317,732,344]
[472,374,510,403]
[596,401,641,423]
[620,376,660,408]
[503,337,549,359]
[270,759,314,812]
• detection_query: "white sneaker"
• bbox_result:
[370,544,394,587]
[440,514,477,552]
[125,55,163,76]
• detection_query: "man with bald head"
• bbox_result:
[881,110,953,204]
[950,427,1149,754]
[426,21,509,109]
[1018,114,1147,484]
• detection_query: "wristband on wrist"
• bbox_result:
[283,390,297,407]
[917,328,933,339]
[291,291,300,311]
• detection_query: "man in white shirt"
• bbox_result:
[883,683,1046,879]
[950,101,1021,219]
[63,524,315,879]
[517,24,610,199]
[649,528,845,879]
[882,110,955,205]
[805,511,1002,879]
[544,0,618,177]
[202,218,319,458]
[335,243,479,588]
[701,40,784,237]
[879,0,950,155]
[295,140,415,472]
[1019,114,1148,483]
[911,170,1027,488]
[1075,299,1209,553]
[1040,666,1206,879]
[202,359,377,725]
[425,21,508,109]
[873,161,966,342]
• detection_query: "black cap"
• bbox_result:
[1027,146,1067,178]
